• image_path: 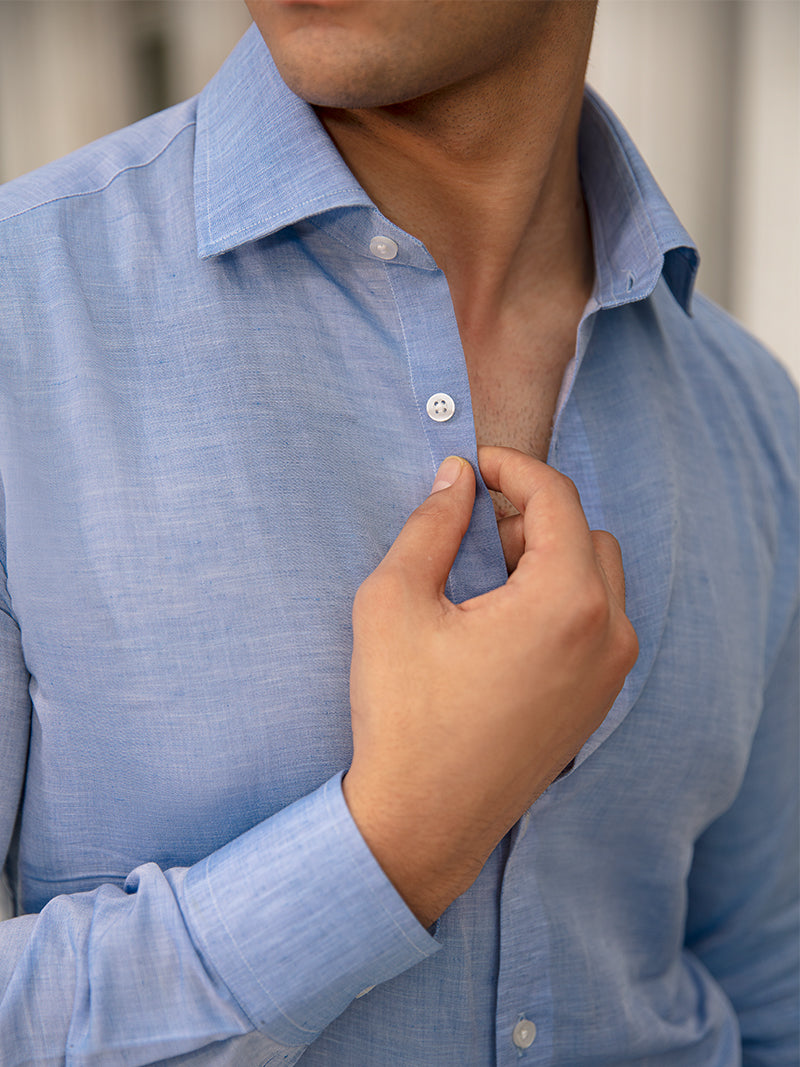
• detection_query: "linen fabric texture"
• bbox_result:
[0,24,797,1067]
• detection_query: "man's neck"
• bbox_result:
[315,12,595,338]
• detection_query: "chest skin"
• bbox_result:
[461,304,583,521]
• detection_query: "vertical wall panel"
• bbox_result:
[0,1,137,179]
[729,0,800,377]
[589,0,799,379]
[0,0,249,181]
[588,2,739,314]
[163,0,251,102]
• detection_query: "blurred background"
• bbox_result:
[0,0,797,381]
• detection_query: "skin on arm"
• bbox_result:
[344,448,638,927]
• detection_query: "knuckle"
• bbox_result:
[614,617,640,673]
[351,581,370,626]
[417,496,461,538]
[353,564,405,620]
[352,572,386,621]
[592,528,621,553]
[549,469,581,503]
[570,580,611,635]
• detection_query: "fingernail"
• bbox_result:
[431,456,464,493]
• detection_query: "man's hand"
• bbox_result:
[343,447,638,927]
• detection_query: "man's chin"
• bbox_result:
[270,51,429,110]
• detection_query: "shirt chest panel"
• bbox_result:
[3,245,771,917]
[3,250,505,897]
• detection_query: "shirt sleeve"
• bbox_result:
[0,532,438,1067]
[684,607,799,1067]
[0,769,438,1065]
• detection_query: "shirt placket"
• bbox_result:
[367,225,508,605]
[494,816,555,1065]
[367,221,557,1063]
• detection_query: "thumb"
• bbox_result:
[590,529,626,611]
[381,456,476,599]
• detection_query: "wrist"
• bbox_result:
[341,768,491,927]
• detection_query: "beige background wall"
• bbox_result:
[590,1,799,381]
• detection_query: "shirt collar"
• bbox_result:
[194,24,371,259]
[195,24,698,313]
[580,86,698,314]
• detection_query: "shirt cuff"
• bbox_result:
[180,772,440,1047]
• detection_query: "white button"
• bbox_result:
[426,392,455,422]
[369,235,398,260]
[512,1019,537,1049]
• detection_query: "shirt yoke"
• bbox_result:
[0,98,198,226]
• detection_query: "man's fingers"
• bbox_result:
[479,445,593,557]
[496,513,525,573]
[370,448,626,620]
[480,446,628,609]
[378,456,477,599]
[590,529,626,611]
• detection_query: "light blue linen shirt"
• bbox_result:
[0,24,797,1067]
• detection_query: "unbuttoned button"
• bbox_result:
[512,1019,537,1049]
[369,235,398,260]
[426,392,455,422]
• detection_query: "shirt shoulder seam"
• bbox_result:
[0,119,197,226]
